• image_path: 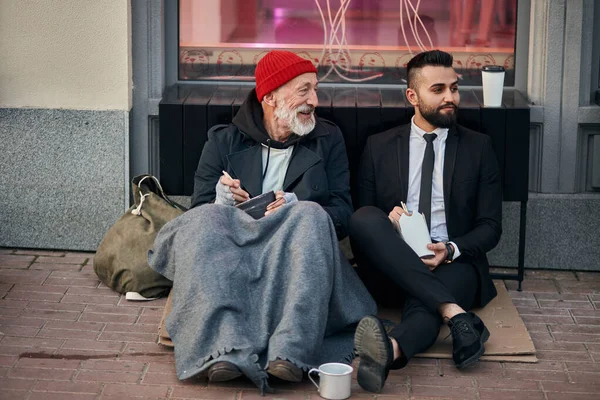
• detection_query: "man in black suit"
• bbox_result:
[350,50,502,393]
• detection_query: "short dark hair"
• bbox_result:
[406,50,454,89]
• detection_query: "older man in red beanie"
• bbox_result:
[149,50,376,393]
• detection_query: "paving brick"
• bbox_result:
[86,304,141,315]
[568,371,600,385]
[0,390,28,400]
[574,317,600,325]
[0,270,50,284]
[99,331,157,343]
[528,330,555,341]
[5,291,64,302]
[19,309,79,321]
[0,255,35,264]
[0,376,36,390]
[545,393,595,400]
[14,250,66,257]
[243,390,306,400]
[61,339,125,352]
[520,315,575,325]
[0,355,17,367]
[146,361,177,374]
[541,381,600,394]
[37,327,100,340]
[0,307,22,317]
[11,284,69,294]
[535,293,592,301]
[507,280,559,293]
[503,369,569,382]
[536,350,592,361]
[0,248,15,254]
[29,263,85,272]
[575,272,600,281]
[516,307,571,315]
[172,386,237,399]
[81,359,146,372]
[550,324,600,334]
[140,307,167,316]
[552,333,600,342]
[410,385,476,398]
[29,393,97,400]
[511,299,538,308]
[26,301,86,312]
[44,320,104,331]
[16,356,81,369]
[439,360,502,377]
[76,370,142,383]
[62,294,120,305]
[525,270,577,280]
[538,300,594,309]
[80,312,138,324]
[532,340,587,351]
[0,346,54,356]
[0,325,40,337]
[0,336,64,349]
[137,315,162,324]
[103,383,170,397]
[36,255,89,264]
[118,297,169,308]
[66,286,120,296]
[104,323,157,333]
[10,366,75,380]
[34,380,102,393]
[391,363,440,377]
[558,280,600,294]
[410,375,473,387]
[100,396,168,400]
[142,371,186,385]
[478,388,545,400]
[508,291,536,300]
[44,277,99,287]
[0,262,32,269]
[565,361,600,372]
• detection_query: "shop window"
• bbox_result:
[179,0,518,85]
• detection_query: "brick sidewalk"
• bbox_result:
[0,248,599,400]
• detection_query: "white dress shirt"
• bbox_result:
[406,117,461,260]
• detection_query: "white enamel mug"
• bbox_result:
[308,362,353,400]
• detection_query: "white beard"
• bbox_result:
[274,103,316,136]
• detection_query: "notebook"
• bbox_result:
[397,212,435,258]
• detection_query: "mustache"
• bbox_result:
[438,103,457,111]
[296,105,315,114]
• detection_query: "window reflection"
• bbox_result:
[179,0,518,85]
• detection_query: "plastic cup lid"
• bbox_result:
[481,65,505,72]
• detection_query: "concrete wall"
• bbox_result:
[0,0,132,250]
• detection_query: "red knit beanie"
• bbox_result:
[255,50,318,102]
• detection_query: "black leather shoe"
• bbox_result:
[207,361,243,382]
[354,315,394,393]
[266,359,303,382]
[448,312,490,370]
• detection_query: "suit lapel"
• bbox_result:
[282,145,321,191]
[396,126,410,201]
[227,145,263,198]
[443,126,458,216]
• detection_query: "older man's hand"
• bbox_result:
[264,191,298,216]
[215,173,250,205]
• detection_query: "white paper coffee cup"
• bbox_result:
[481,65,505,107]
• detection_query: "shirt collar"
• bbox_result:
[410,116,448,142]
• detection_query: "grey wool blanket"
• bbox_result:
[149,201,376,393]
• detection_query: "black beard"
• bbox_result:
[420,103,458,129]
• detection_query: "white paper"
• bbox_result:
[397,212,435,258]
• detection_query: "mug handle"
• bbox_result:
[308,368,320,391]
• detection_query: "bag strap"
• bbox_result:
[131,175,188,216]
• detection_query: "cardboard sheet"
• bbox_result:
[158,281,536,363]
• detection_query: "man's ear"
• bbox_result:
[263,91,277,107]
[406,87,419,107]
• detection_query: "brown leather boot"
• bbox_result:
[266,359,303,382]
[207,361,243,382]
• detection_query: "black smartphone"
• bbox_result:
[235,191,276,220]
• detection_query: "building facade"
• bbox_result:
[1,0,599,271]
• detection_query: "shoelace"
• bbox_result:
[444,320,470,340]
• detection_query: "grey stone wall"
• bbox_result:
[0,108,129,251]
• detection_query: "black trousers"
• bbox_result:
[349,206,479,368]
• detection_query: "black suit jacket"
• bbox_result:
[356,123,502,307]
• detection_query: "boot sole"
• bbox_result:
[455,325,490,370]
[354,316,390,393]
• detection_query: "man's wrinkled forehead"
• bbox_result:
[281,72,318,91]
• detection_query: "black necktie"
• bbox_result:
[419,133,437,231]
